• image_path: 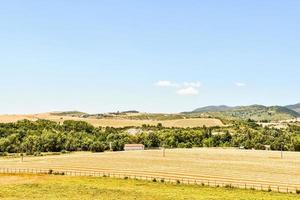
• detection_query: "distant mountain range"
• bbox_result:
[192,105,232,113]
[286,103,300,114]
[186,103,300,121]
[51,103,300,122]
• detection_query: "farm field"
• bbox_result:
[0,148,299,191]
[0,113,224,128]
[0,174,299,200]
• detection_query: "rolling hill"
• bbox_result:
[191,105,232,113]
[285,103,300,114]
[0,112,224,128]
[187,104,300,121]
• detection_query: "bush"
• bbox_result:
[34,152,41,156]
[152,178,157,182]
[61,150,68,154]
[48,169,53,174]
[296,189,300,194]
[53,171,65,176]
[267,187,272,192]
[160,179,165,183]
[124,176,129,180]
[176,180,180,184]
[225,184,233,189]
[51,152,61,156]
[0,152,8,157]
[90,141,105,152]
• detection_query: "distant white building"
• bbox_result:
[264,145,271,151]
[124,144,145,151]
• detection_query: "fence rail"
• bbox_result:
[0,168,299,194]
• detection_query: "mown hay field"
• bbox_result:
[0,148,299,189]
[0,174,299,200]
[0,113,224,128]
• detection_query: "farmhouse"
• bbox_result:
[124,144,145,151]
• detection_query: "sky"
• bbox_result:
[0,0,300,114]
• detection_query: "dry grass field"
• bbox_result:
[0,113,224,128]
[0,148,299,190]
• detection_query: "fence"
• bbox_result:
[0,168,299,194]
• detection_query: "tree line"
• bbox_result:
[0,119,299,155]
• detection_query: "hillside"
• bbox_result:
[286,103,300,114]
[188,105,300,121]
[192,105,232,113]
[0,113,223,128]
[50,111,87,117]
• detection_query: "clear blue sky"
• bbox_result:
[1,0,299,114]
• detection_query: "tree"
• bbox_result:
[90,141,105,152]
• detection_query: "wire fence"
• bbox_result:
[0,168,299,194]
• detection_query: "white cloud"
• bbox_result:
[234,82,246,87]
[183,81,201,88]
[176,87,199,96]
[155,80,178,87]
[155,80,201,96]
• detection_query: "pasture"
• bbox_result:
[0,148,299,191]
[0,174,299,200]
[0,113,224,128]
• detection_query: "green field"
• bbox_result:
[0,174,299,200]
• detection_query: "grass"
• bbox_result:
[1,148,299,190]
[0,174,299,200]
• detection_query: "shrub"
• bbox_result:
[152,178,157,182]
[0,152,8,157]
[61,150,67,154]
[34,152,41,156]
[296,189,300,194]
[48,169,53,174]
[124,176,129,180]
[267,187,272,192]
[90,141,105,152]
[176,180,180,184]
[225,184,233,189]
[53,171,65,176]
[160,179,165,183]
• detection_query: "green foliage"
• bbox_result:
[0,119,299,155]
[90,141,105,152]
[0,120,128,154]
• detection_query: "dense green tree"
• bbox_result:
[0,119,299,155]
